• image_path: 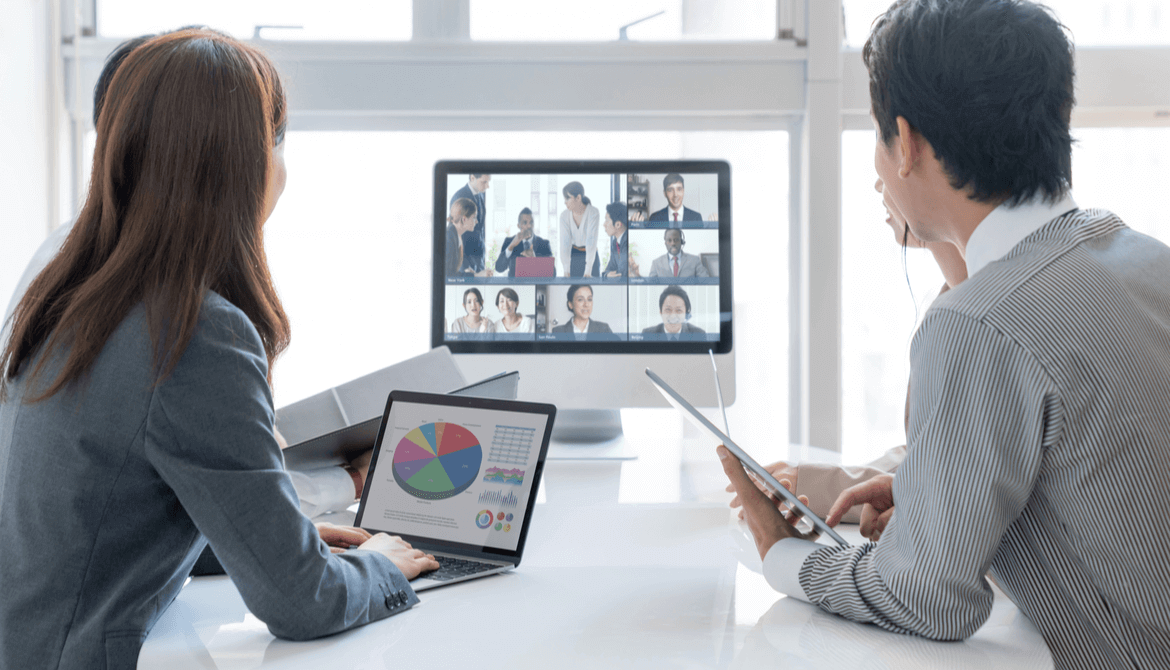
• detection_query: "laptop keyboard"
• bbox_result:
[425,556,501,582]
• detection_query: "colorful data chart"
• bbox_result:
[475,510,493,529]
[393,423,482,501]
[478,489,518,508]
[487,425,537,466]
[482,467,525,486]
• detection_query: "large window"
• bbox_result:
[96,0,412,40]
[266,130,788,444]
[844,0,1170,47]
[469,0,776,41]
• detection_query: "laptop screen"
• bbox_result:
[357,395,552,557]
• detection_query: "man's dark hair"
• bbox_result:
[663,173,684,191]
[863,0,1074,206]
[518,207,533,222]
[454,197,478,219]
[470,173,488,179]
[93,36,154,127]
[658,284,691,315]
[605,202,627,227]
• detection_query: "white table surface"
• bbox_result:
[138,410,1053,669]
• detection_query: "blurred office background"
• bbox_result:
[2,0,1168,465]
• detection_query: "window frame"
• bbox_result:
[49,0,1170,450]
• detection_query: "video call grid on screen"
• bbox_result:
[432,160,732,354]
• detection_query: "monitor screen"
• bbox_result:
[432,161,732,355]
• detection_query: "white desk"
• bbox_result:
[139,410,1053,669]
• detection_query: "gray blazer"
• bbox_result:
[0,293,416,670]
[648,252,709,278]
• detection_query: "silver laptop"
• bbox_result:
[354,390,556,590]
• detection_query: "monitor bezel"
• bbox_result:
[432,159,733,355]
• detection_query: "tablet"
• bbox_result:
[645,368,849,547]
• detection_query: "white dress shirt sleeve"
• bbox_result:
[762,538,821,603]
[287,466,357,519]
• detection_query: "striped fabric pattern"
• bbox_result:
[798,210,1170,669]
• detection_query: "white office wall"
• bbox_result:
[0,1,54,325]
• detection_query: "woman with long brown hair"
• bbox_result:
[0,29,436,668]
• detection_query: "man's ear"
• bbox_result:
[895,116,920,179]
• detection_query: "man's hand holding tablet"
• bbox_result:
[718,446,820,559]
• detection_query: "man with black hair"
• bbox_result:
[639,229,709,278]
[602,202,630,278]
[642,285,704,337]
[648,173,701,223]
[495,207,552,277]
[450,174,490,272]
[723,1,1170,667]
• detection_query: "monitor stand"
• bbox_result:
[545,409,637,460]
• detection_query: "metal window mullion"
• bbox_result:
[802,0,843,451]
[413,0,469,41]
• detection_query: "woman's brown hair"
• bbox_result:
[2,29,290,401]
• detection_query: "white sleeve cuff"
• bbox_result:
[762,538,821,603]
[288,466,357,519]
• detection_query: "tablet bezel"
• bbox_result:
[645,368,850,547]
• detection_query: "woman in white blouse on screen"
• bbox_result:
[449,288,496,334]
[559,181,600,278]
[495,288,534,333]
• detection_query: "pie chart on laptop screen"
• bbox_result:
[392,422,483,500]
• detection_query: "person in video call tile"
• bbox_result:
[450,173,490,273]
[559,181,601,278]
[649,173,701,223]
[632,229,710,278]
[445,198,478,277]
[495,288,534,333]
[450,287,496,334]
[495,207,552,277]
[643,285,705,337]
[602,202,630,278]
[550,285,612,334]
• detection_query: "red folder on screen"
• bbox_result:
[515,257,554,277]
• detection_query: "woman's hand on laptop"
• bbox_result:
[355,534,440,579]
[718,446,816,561]
[316,522,372,553]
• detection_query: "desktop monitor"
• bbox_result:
[432,160,734,446]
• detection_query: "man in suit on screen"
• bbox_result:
[495,207,552,277]
[450,173,490,272]
[648,173,702,223]
[636,229,710,278]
